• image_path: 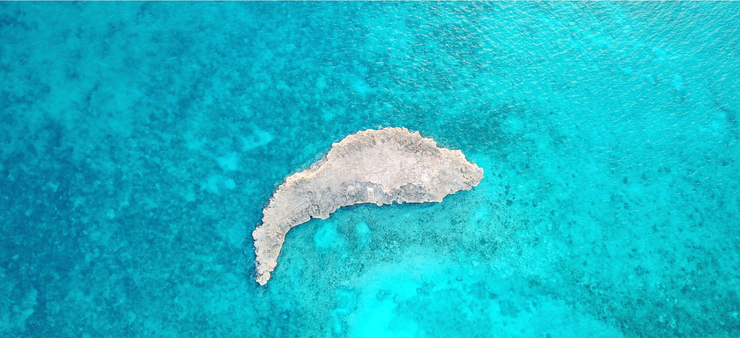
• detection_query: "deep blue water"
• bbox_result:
[1,2,739,337]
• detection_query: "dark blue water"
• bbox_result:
[1,2,739,337]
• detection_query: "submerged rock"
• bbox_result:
[252,127,484,285]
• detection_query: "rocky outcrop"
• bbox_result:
[252,127,484,285]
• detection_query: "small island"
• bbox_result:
[252,127,484,285]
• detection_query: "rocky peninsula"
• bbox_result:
[252,127,484,285]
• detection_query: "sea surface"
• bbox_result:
[1,2,739,337]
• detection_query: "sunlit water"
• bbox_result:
[1,2,739,337]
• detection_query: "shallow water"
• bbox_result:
[1,2,739,337]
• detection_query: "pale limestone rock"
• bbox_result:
[252,127,484,285]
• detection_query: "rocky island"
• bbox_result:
[252,127,484,285]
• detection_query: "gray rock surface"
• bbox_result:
[253,127,484,285]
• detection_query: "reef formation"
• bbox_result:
[252,127,484,285]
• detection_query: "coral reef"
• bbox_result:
[253,127,484,285]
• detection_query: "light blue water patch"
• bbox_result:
[240,124,275,151]
[345,247,626,338]
[314,221,347,251]
[353,221,372,247]
[1,2,739,337]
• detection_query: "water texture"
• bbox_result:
[1,2,738,337]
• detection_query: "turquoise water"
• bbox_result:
[1,2,739,337]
